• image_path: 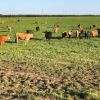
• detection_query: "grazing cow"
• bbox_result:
[78,24,81,28]
[44,31,52,40]
[36,26,40,32]
[54,24,59,33]
[78,24,83,30]
[90,26,92,29]
[0,35,10,47]
[15,33,33,45]
[90,30,98,37]
[62,31,67,38]
[7,26,12,32]
[93,24,96,28]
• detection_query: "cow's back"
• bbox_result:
[0,35,10,41]
[16,33,33,40]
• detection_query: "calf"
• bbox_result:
[15,33,33,45]
[0,35,10,47]
[44,31,52,40]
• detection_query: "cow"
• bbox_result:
[62,31,67,38]
[0,35,10,47]
[15,33,33,45]
[90,30,98,37]
[54,24,59,33]
[76,30,81,38]
[36,26,40,32]
[44,31,52,40]
[93,24,96,28]
[84,31,91,38]
[7,26,12,32]
[78,24,81,28]
[68,31,72,39]
[76,29,84,38]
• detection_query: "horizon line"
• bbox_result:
[0,14,100,16]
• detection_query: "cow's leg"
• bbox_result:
[0,42,3,48]
[15,36,18,45]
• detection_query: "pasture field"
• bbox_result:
[0,16,100,100]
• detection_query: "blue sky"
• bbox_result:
[0,0,100,15]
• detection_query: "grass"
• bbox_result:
[0,16,100,100]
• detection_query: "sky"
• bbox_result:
[0,0,100,15]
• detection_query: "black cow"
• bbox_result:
[44,31,52,40]
[84,31,91,38]
[62,32,67,38]
[36,26,40,32]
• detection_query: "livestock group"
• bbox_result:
[0,21,100,47]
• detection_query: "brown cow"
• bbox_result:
[0,35,10,47]
[15,33,33,45]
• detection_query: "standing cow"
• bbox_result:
[90,30,98,37]
[0,35,10,47]
[44,31,52,40]
[62,31,67,38]
[15,33,33,45]
[68,31,72,39]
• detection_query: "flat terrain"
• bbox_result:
[0,16,100,100]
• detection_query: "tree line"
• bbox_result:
[0,14,100,17]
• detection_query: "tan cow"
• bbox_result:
[54,24,59,33]
[15,33,33,45]
[76,30,81,38]
[0,35,10,47]
[90,30,98,37]
[76,29,84,38]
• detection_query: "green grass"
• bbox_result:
[0,16,100,100]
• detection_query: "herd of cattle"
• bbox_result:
[0,23,100,47]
